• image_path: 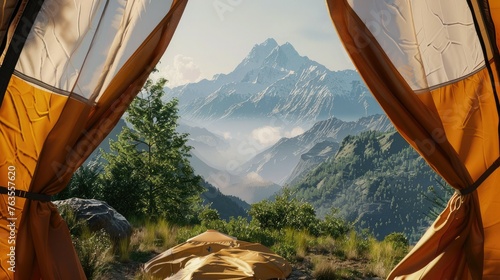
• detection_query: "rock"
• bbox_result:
[53,198,132,246]
[287,268,313,279]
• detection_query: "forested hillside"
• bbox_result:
[290,130,452,242]
[200,181,249,220]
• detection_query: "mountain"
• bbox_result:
[238,114,393,184]
[177,123,231,169]
[289,130,452,242]
[166,38,383,125]
[187,147,281,204]
[286,140,340,186]
[200,181,249,220]
[85,119,252,215]
[86,118,129,163]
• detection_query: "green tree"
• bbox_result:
[100,78,202,223]
[56,160,102,200]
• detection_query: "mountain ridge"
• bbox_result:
[166,38,383,125]
[238,114,393,184]
[289,130,451,242]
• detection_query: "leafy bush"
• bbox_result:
[198,206,226,229]
[271,241,296,262]
[224,217,277,247]
[318,208,351,238]
[175,225,208,244]
[249,189,319,235]
[384,232,409,250]
[198,206,220,224]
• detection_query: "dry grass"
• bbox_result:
[313,261,339,280]
[78,217,410,280]
[312,235,338,255]
[311,256,355,280]
[133,270,162,280]
[117,238,131,262]
[285,229,312,261]
[340,231,368,260]
[367,238,407,278]
[132,219,179,253]
[74,228,113,279]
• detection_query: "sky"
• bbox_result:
[151,0,355,87]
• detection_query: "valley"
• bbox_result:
[89,38,449,242]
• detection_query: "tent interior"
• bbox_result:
[0,0,499,279]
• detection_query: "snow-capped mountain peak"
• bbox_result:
[234,38,279,73]
[261,42,305,71]
[166,38,383,123]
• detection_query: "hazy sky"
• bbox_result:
[152,0,355,87]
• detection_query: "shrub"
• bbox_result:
[318,208,351,238]
[271,241,296,262]
[384,232,409,250]
[73,228,112,279]
[249,189,320,235]
[224,217,276,247]
[175,225,208,244]
[198,206,220,226]
[59,205,113,278]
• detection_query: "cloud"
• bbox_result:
[285,126,304,138]
[251,126,305,146]
[151,54,202,87]
[244,172,268,186]
[222,132,232,140]
[251,126,282,146]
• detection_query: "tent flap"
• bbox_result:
[0,0,188,279]
[328,0,500,278]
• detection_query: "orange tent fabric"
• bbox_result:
[0,0,188,279]
[144,230,292,279]
[327,0,500,279]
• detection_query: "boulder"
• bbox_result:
[53,198,132,245]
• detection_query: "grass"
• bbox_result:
[366,237,408,278]
[118,238,131,262]
[73,228,113,279]
[312,235,338,255]
[132,219,180,253]
[313,261,340,280]
[340,230,369,260]
[310,256,362,280]
[133,270,161,280]
[64,216,410,279]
